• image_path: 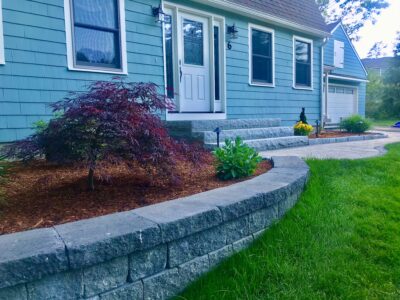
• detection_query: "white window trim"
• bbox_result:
[293,35,313,90]
[0,0,5,65]
[248,23,275,87]
[64,0,128,75]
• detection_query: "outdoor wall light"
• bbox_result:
[152,4,165,23]
[226,24,239,49]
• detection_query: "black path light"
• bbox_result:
[214,127,222,148]
[315,120,320,138]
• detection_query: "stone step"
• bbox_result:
[166,118,282,134]
[205,136,309,152]
[196,127,294,143]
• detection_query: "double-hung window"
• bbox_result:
[0,0,4,65]
[293,36,313,89]
[249,25,274,86]
[65,0,127,73]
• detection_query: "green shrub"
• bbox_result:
[340,115,372,133]
[213,137,262,180]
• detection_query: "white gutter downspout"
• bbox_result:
[321,38,329,128]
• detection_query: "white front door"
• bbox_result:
[179,13,210,112]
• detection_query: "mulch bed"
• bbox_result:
[0,158,272,235]
[309,131,374,139]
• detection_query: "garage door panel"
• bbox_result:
[327,85,357,123]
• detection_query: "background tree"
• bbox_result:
[393,31,400,57]
[316,0,389,41]
[367,42,388,58]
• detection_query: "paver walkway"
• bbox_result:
[261,129,400,159]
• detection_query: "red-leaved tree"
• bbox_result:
[3,79,205,190]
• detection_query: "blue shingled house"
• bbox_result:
[0,0,367,147]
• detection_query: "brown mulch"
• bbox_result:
[0,158,272,235]
[308,131,374,139]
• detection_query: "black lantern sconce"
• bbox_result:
[152,5,165,23]
[226,24,238,50]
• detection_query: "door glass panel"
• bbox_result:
[164,14,174,99]
[214,26,220,100]
[183,19,204,66]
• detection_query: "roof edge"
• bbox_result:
[190,0,331,38]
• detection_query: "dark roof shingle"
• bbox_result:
[361,57,398,69]
[227,0,329,33]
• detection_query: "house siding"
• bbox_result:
[0,0,324,142]
[169,0,323,126]
[0,0,164,142]
[324,25,367,117]
[324,25,367,79]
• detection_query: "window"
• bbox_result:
[0,0,4,65]
[214,25,220,100]
[164,13,174,99]
[249,25,274,86]
[294,36,313,89]
[64,0,127,73]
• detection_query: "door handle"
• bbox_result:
[180,67,183,82]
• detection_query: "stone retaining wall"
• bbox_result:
[308,133,387,145]
[0,157,309,300]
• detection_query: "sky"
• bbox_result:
[353,0,400,58]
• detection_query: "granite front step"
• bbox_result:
[197,127,294,143]
[205,136,309,151]
[166,118,282,133]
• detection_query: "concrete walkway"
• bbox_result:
[261,129,400,160]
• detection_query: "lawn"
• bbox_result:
[178,143,400,300]
[370,119,399,127]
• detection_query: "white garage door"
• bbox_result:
[327,85,357,124]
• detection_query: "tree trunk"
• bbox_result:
[88,167,95,191]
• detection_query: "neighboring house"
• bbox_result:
[0,0,365,142]
[323,21,368,124]
[362,57,398,77]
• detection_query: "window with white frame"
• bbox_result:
[249,25,274,86]
[294,36,313,89]
[0,0,5,65]
[65,0,127,73]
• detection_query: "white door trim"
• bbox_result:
[163,2,226,120]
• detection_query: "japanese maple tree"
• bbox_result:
[3,79,204,190]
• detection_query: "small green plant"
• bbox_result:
[340,115,372,133]
[213,137,262,180]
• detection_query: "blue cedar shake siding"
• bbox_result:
[324,24,367,116]
[0,0,324,142]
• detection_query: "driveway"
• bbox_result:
[261,129,400,159]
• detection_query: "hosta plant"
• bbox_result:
[213,137,262,180]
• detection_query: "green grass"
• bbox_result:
[370,119,399,127]
[178,143,400,300]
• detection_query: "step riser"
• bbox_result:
[206,137,309,151]
[166,118,282,132]
[200,127,294,143]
